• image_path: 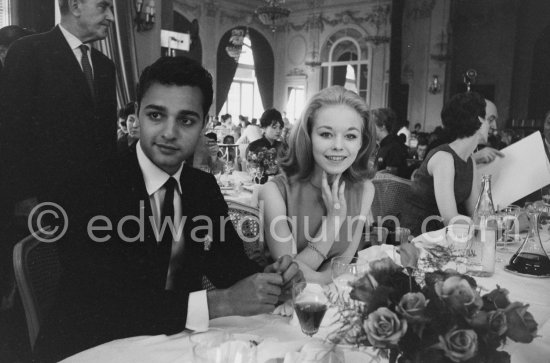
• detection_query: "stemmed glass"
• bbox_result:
[292,282,328,337]
[246,163,263,184]
[330,257,368,299]
[497,205,521,253]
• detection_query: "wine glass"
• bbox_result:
[292,282,328,337]
[330,256,368,298]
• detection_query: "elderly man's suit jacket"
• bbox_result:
[0,25,117,207]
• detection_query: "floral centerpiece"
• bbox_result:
[246,146,279,184]
[328,245,539,363]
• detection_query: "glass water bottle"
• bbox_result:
[467,175,497,277]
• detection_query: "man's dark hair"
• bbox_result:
[441,92,486,140]
[259,108,283,129]
[205,132,218,142]
[117,102,135,120]
[136,56,213,119]
[221,114,231,122]
[223,135,235,144]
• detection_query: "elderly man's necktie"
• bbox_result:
[79,44,94,97]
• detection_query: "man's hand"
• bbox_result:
[207,272,283,319]
[265,255,304,302]
[473,147,504,164]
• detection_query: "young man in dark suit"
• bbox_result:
[33,56,302,362]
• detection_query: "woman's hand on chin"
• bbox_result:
[321,171,347,221]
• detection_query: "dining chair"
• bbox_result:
[12,232,62,349]
[371,172,412,244]
[201,200,266,291]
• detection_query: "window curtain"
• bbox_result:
[215,28,242,114]
[332,52,357,87]
[248,28,274,110]
[94,0,138,108]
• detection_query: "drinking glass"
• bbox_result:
[191,329,256,363]
[292,282,328,337]
[330,256,368,297]
[497,205,521,253]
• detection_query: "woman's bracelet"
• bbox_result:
[307,242,327,261]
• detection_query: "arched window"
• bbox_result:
[321,29,371,102]
[220,35,264,119]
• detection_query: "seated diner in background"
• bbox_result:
[259,86,376,284]
[247,108,284,157]
[372,107,410,179]
[202,132,225,175]
[400,92,498,236]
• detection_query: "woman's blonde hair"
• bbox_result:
[279,86,376,183]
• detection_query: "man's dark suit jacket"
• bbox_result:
[33,147,262,362]
[0,25,117,207]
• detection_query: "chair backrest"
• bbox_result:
[12,233,62,349]
[226,200,267,268]
[201,200,266,291]
[371,172,412,224]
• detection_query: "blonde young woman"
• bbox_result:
[259,86,376,284]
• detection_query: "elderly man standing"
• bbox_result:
[0,0,116,210]
[0,0,117,306]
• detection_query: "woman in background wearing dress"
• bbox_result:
[400,92,494,236]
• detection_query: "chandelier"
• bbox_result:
[255,0,291,33]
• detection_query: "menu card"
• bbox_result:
[477,131,550,209]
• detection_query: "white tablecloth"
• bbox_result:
[62,234,550,363]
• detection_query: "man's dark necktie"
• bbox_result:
[79,44,94,97]
[160,177,177,248]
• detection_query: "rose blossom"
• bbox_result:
[364,307,407,348]
[438,328,478,362]
[435,275,482,316]
[467,309,507,336]
[483,285,510,309]
[505,302,538,343]
[396,292,429,323]
[488,310,508,336]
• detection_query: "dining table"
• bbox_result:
[61,229,550,363]
[219,171,261,207]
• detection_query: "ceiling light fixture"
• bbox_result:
[255,0,291,33]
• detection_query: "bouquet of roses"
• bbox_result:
[247,146,279,176]
[328,245,539,363]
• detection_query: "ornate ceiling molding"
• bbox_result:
[286,5,391,33]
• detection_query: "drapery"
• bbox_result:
[95,0,138,109]
[249,28,274,110]
[215,28,242,114]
